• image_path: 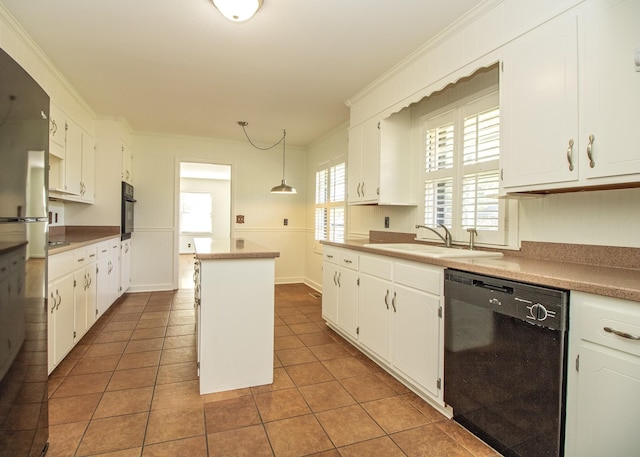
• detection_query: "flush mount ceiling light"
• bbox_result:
[212,0,263,22]
[238,121,297,194]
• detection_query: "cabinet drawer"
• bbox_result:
[339,251,359,270]
[49,251,74,280]
[579,292,640,358]
[96,241,110,259]
[322,246,339,264]
[394,261,443,295]
[360,254,392,280]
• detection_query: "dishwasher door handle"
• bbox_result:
[473,280,514,294]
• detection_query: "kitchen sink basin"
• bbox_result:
[362,243,503,259]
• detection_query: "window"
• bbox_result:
[422,91,507,245]
[180,192,212,233]
[315,160,346,243]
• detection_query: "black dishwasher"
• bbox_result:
[444,269,569,457]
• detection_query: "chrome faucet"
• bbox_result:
[415,223,453,247]
[466,228,478,250]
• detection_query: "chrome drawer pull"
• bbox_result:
[604,327,640,341]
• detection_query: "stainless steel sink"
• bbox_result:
[362,243,503,259]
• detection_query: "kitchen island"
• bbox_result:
[193,238,279,394]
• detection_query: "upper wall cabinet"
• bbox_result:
[121,141,133,184]
[348,109,418,205]
[501,0,640,193]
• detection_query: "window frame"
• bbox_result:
[315,157,346,247]
[179,191,213,234]
[419,89,512,247]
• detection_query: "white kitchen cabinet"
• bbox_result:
[72,246,97,341]
[80,132,95,202]
[120,238,131,294]
[501,0,640,193]
[348,118,379,204]
[95,237,121,319]
[348,110,417,205]
[48,103,66,159]
[321,246,339,325]
[500,11,579,190]
[392,261,444,403]
[566,292,640,457]
[358,254,393,363]
[64,117,83,196]
[48,251,75,372]
[321,244,446,408]
[336,250,359,340]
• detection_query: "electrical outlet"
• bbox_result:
[187,243,192,248]
[384,216,390,228]
[284,218,288,226]
[236,215,245,224]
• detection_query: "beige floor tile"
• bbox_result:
[362,396,430,434]
[285,361,334,386]
[155,361,198,385]
[274,325,294,337]
[338,436,406,457]
[203,395,261,433]
[250,367,295,394]
[402,392,448,423]
[316,404,385,447]
[322,357,371,379]
[165,324,195,337]
[88,448,142,457]
[297,331,336,347]
[48,393,101,425]
[76,412,148,456]
[93,329,134,344]
[201,388,251,404]
[68,354,121,376]
[289,322,323,334]
[107,366,159,391]
[101,321,138,333]
[275,347,319,366]
[339,374,398,403]
[265,414,333,457]
[308,343,351,361]
[162,334,196,349]
[393,423,475,457]
[131,327,167,340]
[46,421,88,457]
[280,314,312,325]
[435,419,498,457]
[167,316,194,326]
[144,406,205,445]
[143,435,207,457]
[83,341,128,358]
[135,318,168,329]
[125,338,164,354]
[274,335,305,350]
[93,386,154,418]
[151,380,202,410]
[254,388,311,422]
[117,350,161,370]
[160,346,196,365]
[52,372,112,398]
[207,425,273,457]
[298,380,356,412]
[140,311,170,321]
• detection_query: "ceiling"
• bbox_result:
[0,0,483,147]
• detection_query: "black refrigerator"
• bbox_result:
[0,48,50,456]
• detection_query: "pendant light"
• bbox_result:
[238,121,297,194]
[212,0,263,22]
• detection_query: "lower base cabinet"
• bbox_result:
[322,246,445,407]
[566,291,640,457]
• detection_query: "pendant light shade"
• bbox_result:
[238,121,297,194]
[212,0,263,22]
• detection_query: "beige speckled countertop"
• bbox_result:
[194,238,280,260]
[322,238,640,303]
[48,226,121,254]
[0,241,27,256]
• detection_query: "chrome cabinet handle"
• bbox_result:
[586,134,595,168]
[337,272,341,287]
[391,292,397,312]
[361,182,365,197]
[356,182,362,197]
[333,271,337,286]
[55,290,62,310]
[566,139,575,171]
[326,254,334,259]
[343,259,352,264]
[50,292,56,313]
[604,326,640,341]
[384,290,390,309]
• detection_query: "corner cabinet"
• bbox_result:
[501,0,640,193]
[347,110,418,205]
[565,292,640,456]
[321,245,445,407]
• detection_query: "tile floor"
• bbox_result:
[47,257,499,457]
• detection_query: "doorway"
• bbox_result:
[178,162,232,254]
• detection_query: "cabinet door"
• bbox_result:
[81,133,95,202]
[358,273,392,362]
[64,118,83,195]
[581,0,640,181]
[96,257,110,318]
[74,269,88,341]
[392,284,442,401]
[109,241,121,301]
[347,124,363,204]
[49,273,75,367]
[360,119,380,202]
[120,240,131,294]
[337,268,359,340]
[576,344,640,457]
[85,264,97,328]
[501,11,579,190]
[321,262,339,325]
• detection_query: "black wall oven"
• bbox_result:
[121,181,135,239]
[444,269,569,457]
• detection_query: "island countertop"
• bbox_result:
[193,238,280,260]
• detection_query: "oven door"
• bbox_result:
[122,198,134,238]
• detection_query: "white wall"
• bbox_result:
[129,132,307,291]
